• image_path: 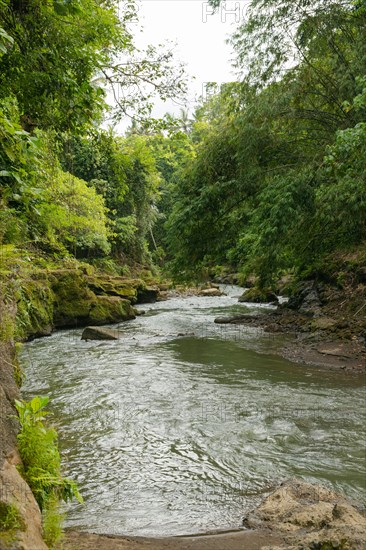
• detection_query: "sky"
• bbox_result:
[110,0,250,130]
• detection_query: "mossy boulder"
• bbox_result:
[85,275,160,303]
[239,287,278,304]
[51,270,96,328]
[86,275,138,303]
[51,271,136,327]
[89,296,136,325]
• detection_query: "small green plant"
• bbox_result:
[15,396,83,547]
[0,502,25,532]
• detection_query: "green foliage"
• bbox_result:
[42,494,64,548]
[39,170,111,256]
[59,130,161,263]
[164,0,366,285]
[0,0,186,131]
[15,396,83,511]
[0,0,187,268]
[0,501,25,546]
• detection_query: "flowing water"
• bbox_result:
[19,286,366,536]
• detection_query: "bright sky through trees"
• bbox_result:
[111,0,250,129]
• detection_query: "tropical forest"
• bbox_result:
[0,0,365,549]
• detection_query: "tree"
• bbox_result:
[164,1,366,284]
[0,0,187,132]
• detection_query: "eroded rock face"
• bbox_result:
[0,289,47,549]
[0,455,47,550]
[243,480,366,549]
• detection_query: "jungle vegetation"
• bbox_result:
[1,0,365,282]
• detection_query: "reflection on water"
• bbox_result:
[19,286,366,536]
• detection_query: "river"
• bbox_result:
[19,285,366,537]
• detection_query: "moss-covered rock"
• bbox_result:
[15,275,54,340]
[51,270,96,328]
[86,275,138,303]
[89,296,136,325]
[238,287,278,304]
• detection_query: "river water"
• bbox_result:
[19,285,366,536]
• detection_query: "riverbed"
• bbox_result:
[19,286,366,537]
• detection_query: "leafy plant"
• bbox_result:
[15,396,83,546]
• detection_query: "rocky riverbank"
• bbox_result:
[216,280,366,374]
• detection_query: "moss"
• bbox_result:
[0,502,25,534]
[0,311,16,342]
[89,296,136,325]
[51,269,96,327]
[15,276,54,340]
[86,276,138,302]
[13,354,24,387]
[238,287,279,304]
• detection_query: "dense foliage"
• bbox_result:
[0,0,185,266]
[1,0,365,279]
[164,0,366,284]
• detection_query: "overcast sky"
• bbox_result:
[110,0,249,130]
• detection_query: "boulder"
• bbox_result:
[81,326,121,340]
[199,288,224,297]
[51,270,137,328]
[238,287,278,304]
[88,296,136,325]
[286,281,322,316]
[137,287,159,303]
[214,314,252,324]
[243,479,366,549]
